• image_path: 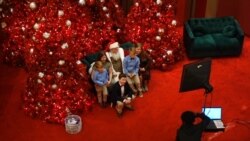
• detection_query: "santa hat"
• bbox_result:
[109,42,119,49]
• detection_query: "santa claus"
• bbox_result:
[106,42,125,84]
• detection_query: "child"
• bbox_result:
[89,51,112,84]
[135,43,152,92]
[123,47,143,97]
[92,61,110,107]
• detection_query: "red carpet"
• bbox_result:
[1,38,250,141]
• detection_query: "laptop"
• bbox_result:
[202,107,225,131]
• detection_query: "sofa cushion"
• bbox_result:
[192,25,206,37]
[193,34,216,51]
[222,25,236,37]
[212,34,239,50]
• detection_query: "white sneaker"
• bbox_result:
[132,94,136,99]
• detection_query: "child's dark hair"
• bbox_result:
[118,73,127,79]
[97,51,107,61]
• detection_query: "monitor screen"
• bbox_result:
[202,107,222,119]
[179,58,213,93]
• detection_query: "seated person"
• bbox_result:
[92,61,110,108]
[123,47,143,97]
[176,111,211,141]
[106,42,125,84]
[89,51,112,84]
[110,73,134,117]
[135,43,152,92]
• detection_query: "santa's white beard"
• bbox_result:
[111,52,121,60]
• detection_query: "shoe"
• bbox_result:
[132,94,136,99]
[125,105,134,111]
[99,103,103,108]
[138,92,143,97]
[141,87,145,92]
[116,111,123,117]
[144,85,148,92]
[103,102,107,108]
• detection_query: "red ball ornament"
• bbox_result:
[161,63,168,71]
[87,0,96,6]
[46,74,53,81]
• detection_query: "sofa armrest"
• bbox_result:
[184,22,195,53]
[120,42,134,50]
[233,19,245,50]
[234,19,244,37]
[184,23,195,39]
[81,52,100,69]
[81,58,90,67]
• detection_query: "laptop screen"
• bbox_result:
[202,107,222,120]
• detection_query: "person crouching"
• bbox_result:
[110,74,134,117]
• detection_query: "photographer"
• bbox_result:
[176,111,211,141]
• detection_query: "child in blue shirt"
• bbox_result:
[123,47,143,97]
[92,61,110,107]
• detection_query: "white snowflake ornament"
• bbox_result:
[29,2,37,10]
[1,22,7,28]
[30,48,34,54]
[57,72,63,77]
[156,12,161,17]
[78,0,86,5]
[167,50,173,55]
[58,60,65,65]
[58,10,64,17]
[61,43,69,49]
[51,84,57,89]
[66,20,72,27]
[43,32,50,39]
[171,20,177,26]
[156,0,162,5]
[37,79,42,83]
[102,6,108,11]
[33,23,40,30]
[155,36,161,41]
[76,60,82,65]
[38,72,44,78]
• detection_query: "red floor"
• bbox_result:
[0,38,250,141]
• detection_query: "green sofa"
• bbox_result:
[184,16,244,58]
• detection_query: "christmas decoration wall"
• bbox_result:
[125,0,184,71]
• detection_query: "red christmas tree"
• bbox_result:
[0,0,26,66]
[125,0,184,70]
[1,0,104,124]
[88,0,126,46]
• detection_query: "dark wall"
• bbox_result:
[217,0,250,36]
[176,0,189,25]
[194,0,207,18]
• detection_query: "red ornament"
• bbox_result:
[161,63,168,71]
[87,0,96,6]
